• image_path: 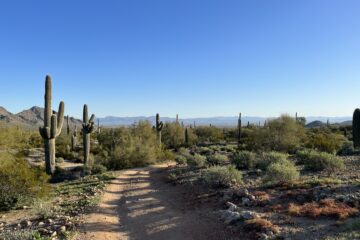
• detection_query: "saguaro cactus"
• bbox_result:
[39,75,65,175]
[353,109,360,148]
[185,127,189,146]
[156,113,163,146]
[82,105,95,168]
[237,113,242,148]
[66,115,70,135]
[71,126,78,151]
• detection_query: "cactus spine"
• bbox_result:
[237,113,242,148]
[353,109,360,148]
[82,105,95,168]
[39,75,65,175]
[156,113,163,146]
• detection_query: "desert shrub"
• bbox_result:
[244,115,305,153]
[175,155,187,165]
[0,123,41,149]
[288,199,358,219]
[162,122,185,149]
[91,164,107,174]
[231,151,257,169]
[0,152,50,211]
[32,200,55,219]
[263,160,300,184]
[338,141,355,156]
[100,121,160,170]
[202,165,242,187]
[244,218,279,234]
[256,151,289,170]
[55,157,64,163]
[187,154,207,167]
[306,129,346,153]
[0,229,42,240]
[296,149,344,172]
[206,153,229,166]
[195,146,214,156]
[194,126,224,144]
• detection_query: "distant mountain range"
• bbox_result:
[0,106,353,128]
[0,106,81,129]
[96,115,353,127]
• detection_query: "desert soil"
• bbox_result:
[75,163,236,240]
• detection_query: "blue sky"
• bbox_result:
[0,0,360,118]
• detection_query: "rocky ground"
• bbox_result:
[167,155,360,240]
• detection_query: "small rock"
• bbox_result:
[235,188,249,197]
[59,225,66,232]
[241,197,251,206]
[248,195,256,201]
[219,210,242,224]
[50,231,57,237]
[226,202,238,212]
[21,220,32,227]
[38,222,45,227]
[240,210,260,220]
[47,219,54,224]
[259,233,269,240]
[22,206,29,210]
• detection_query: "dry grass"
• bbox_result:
[288,199,358,220]
[244,218,280,234]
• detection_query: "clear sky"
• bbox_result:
[0,0,360,118]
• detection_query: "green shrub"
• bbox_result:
[296,149,344,172]
[175,155,187,165]
[91,164,107,174]
[256,152,289,170]
[306,130,346,154]
[206,153,229,165]
[231,151,257,169]
[55,157,64,163]
[202,165,242,187]
[338,141,355,156]
[264,160,300,184]
[187,154,207,167]
[0,152,50,211]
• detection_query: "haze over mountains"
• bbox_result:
[0,106,352,128]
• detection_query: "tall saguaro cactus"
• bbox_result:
[82,105,95,168]
[39,75,65,175]
[353,108,360,148]
[156,113,163,146]
[66,115,70,135]
[237,113,242,148]
[71,126,78,151]
[185,127,189,146]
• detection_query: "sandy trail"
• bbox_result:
[76,163,233,240]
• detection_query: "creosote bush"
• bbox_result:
[0,152,50,211]
[206,153,229,166]
[264,160,300,184]
[202,165,242,187]
[231,151,257,169]
[187,154,207,168]
[256,151,290,171]
[296,149,344,172]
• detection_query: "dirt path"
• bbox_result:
[75,163,234,240]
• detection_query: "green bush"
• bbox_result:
[231,151,257,169]
[338,141,355,156]
[101,121,160,170]
[162,122,185,149]
[256,152,289,170]
[0,152,50,211]
[91,164,107,174]
[206,153,229,166]
[306,130,346,154]
[264,160,300,184]
[187,154,207,167]
[55,157,64,163]
[175,155,187,165]
[202,165,242,188]
[296,149,344,172]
